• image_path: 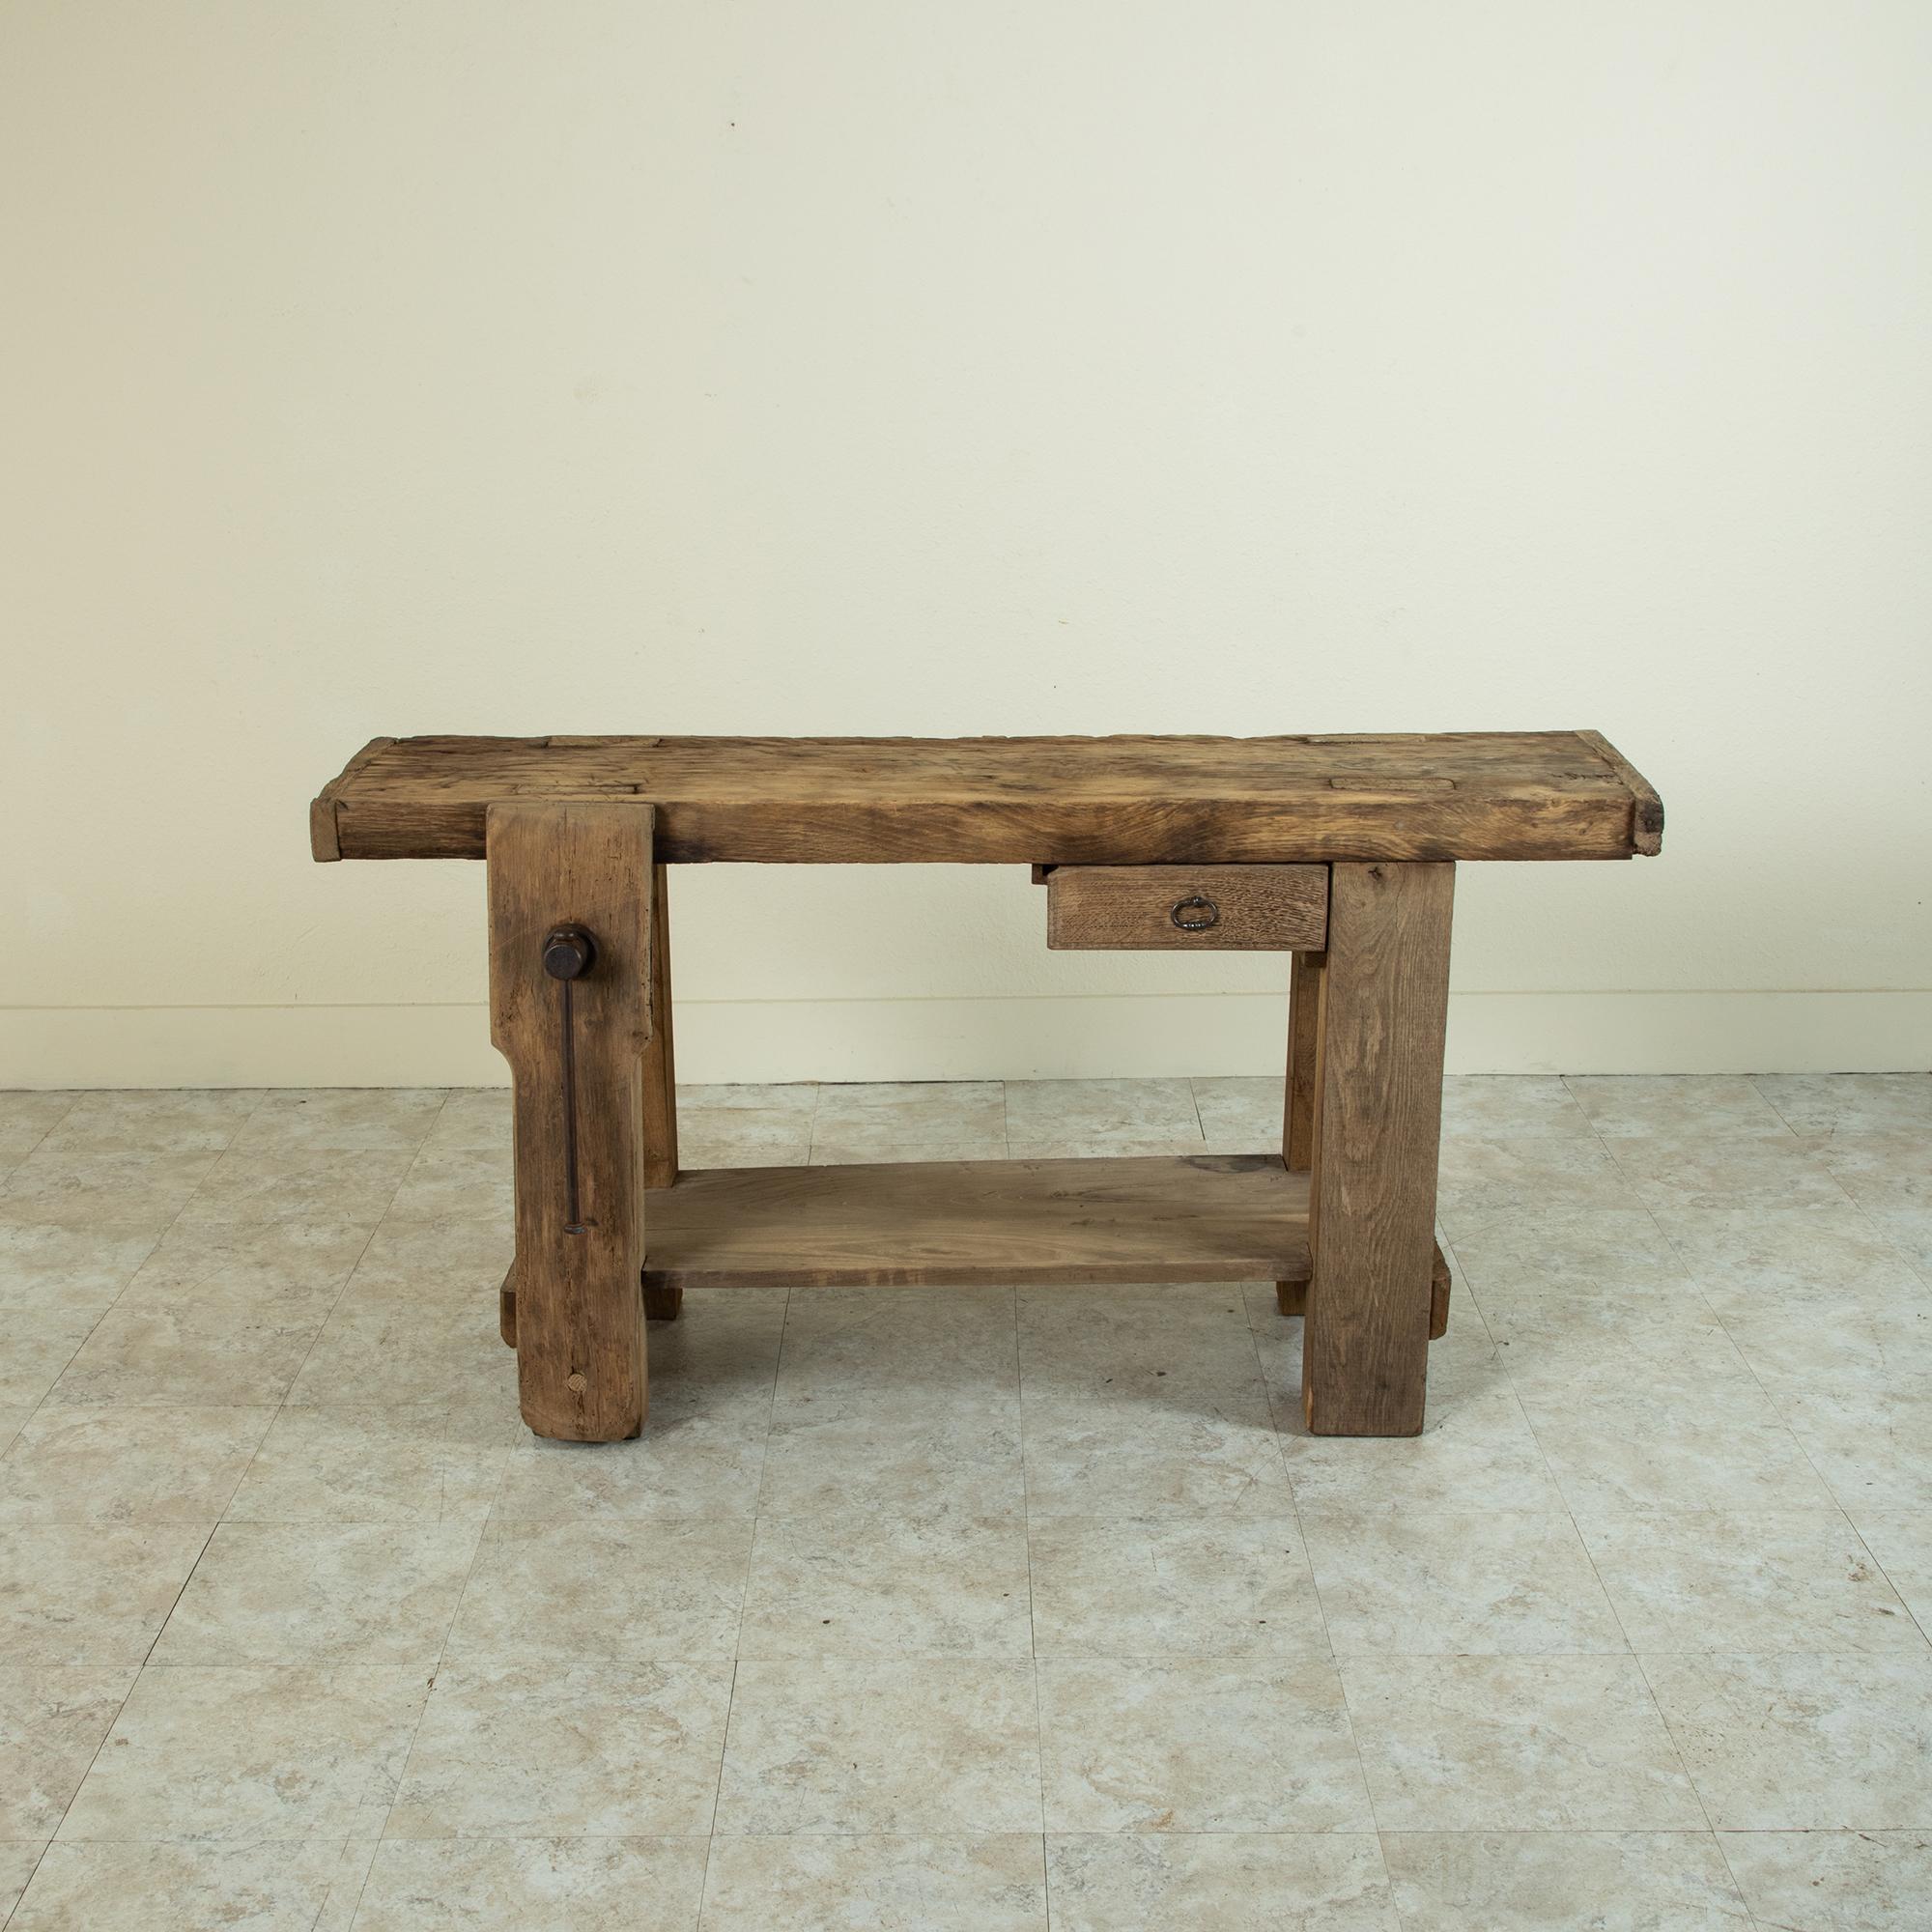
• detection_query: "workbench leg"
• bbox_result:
[489,801,656,1442]
[640,862,683,1322]
[1300,863,1454,1436]
[1276,950,1325,1317]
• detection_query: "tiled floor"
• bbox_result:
[0,1074,1929,1928]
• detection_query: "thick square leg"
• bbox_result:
[489,801,656,1441]
[1300,862,1454,1436]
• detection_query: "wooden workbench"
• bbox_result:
[311,731,1662,1443]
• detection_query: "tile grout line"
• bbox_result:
[11,1091,289,1905]
[696,1279,799,1914]
[243,1093,458,1932]
[222,1094,455,1530]
[1736,1077,1932,1652]
[1009,1271,1052,1919]
[1582,1109,1890,1545]
[1545,1095,1771,1925]
[1236,1259,1402,1909]
[4,1091,270,1438]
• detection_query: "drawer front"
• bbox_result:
[1046,865,1327,952]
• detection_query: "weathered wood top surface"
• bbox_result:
[311,730,1662,865]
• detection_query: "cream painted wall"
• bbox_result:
[3,0,1929,1087]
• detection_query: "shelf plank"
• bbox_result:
[640,1153,1311,1290]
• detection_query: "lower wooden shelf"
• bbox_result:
[640,1152,1312,1290]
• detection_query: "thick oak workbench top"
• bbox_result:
[311,730,1663,866]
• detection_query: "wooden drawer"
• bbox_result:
[1045,865,1327,951]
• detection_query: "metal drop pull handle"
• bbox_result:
[543,924,598,1232]
[1170,895,1220,932]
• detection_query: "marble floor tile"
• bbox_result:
[0,1840,44,1923]
[223,1403,518,1524]
[492,1391,770,1522]
[0,1520,210,1667]
[0,1301,111,1408]
[702,1833,1047,1931]
[285,1286,513,1411]
[757,1393,1026,1518]
[1814,1130,1932,1215]
[1045,1833,1398,1932]
[0,1663,138,1838]
[1578,1510,1919,1654]
[0,1219,158,1314]
[1440,1075,1596,1140]
[1018,1282,1264,1403]
[674,1101,815,1168]
[8,1838,375,1932]
[1007,1133,1212,1160]
[1616,1135,1850,1215]
[716,1657,1042,1834]
[0,1404,273,1523]
[39,1089,265,1155]
[231,1088,447,1152]
[0,1091,75,1161]
[1752,1071,1932,1137]
[1481,1296,1754,1408]
[1003,1077,1202,1148]
[151,1519,481,1668]
[1852,1511,1932,1637]
[643,1285,789,1400]
[0,1150,218,1233]
[1867,1204,1932,1277]
[1300,1507,1625,1656]
[1189,1074,1285,1148]
[1435,1136,1633,1233]
[341,1214,513,1299]
[677,1081,818,1115]
[1567,1074,1794,1141]
[1657,1203,1926,1304]
[175,1149,414,1227]
[1341,1654,1701,1831]
[57,1663,428,1842]
[351,1835,709,1932]
[446,1517,753,1662]
[1027,1511,1323,1658]
[420,1087,511,1150]
[1380,1831,1747,1929]
[777,1285,1018,1398]
[1037,1655,1370,1833]
[1781,1384,1932,1512]
[387,1655,733,1838]
[49,1275,342,1408]
[129,1212,376,1298]
[808,1136,1009,1164]
[740,1508,1032,1658]
[1281,1391,1564,1514]
[1022,1393,1291,1519]
[1643,1650,1932,1829]
[381,1146,515,1227]
[810,1080,1007,1146]
[1719,1828,1932,1932]
[1717,1294,1932,1401]
[1444,1208,1688,1306]
[2,1068,1928,1918]
[1524,1389,1839,1515]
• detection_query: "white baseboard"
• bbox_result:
[0,991,1927,1088]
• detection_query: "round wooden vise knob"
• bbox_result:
[542,924,597,980]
